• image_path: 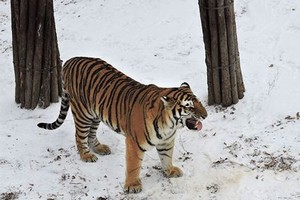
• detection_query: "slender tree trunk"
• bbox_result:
[198,0,245,107]
[11,0,62,109]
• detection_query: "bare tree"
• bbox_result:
[11,0,62,109]
[198,0,245,106]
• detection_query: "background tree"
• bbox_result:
[11,0,62,109]
[198,0,245,107]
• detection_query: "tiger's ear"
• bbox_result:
[160,96,176,109]
[180,82,190,89]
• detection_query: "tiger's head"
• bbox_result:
[160,82,207,131]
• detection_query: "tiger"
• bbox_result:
[37,57,207,193]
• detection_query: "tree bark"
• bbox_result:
[225,0,239,104]
[198,0,245,107]
[11,0,20,104]
[11,0,62,109]
[207,0,222,105]
[32,0,46,108]
[199,0,214,105]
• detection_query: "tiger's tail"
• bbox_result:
[37,90,70,130]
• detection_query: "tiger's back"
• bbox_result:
[63,57,162,137]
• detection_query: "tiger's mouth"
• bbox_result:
[185,118,203,131]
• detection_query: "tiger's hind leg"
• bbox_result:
[72,111,98,162]
[88,118,111,155]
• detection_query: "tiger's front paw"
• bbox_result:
[164,166,183,178]
[80,152,98,162]
[124,179,142,193]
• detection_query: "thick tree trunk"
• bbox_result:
[11,0,62,109]
[198,0,245,107]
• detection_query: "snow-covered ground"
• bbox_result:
[1,0,300,199]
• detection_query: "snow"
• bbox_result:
[1,0,300,199]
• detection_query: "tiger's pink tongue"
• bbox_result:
[195,120,203,131]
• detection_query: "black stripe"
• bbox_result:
[156,146,173,152]
[134,136,146,152]
[143,114,155,146]
[77,134,87,140]
[153,117,162,139]
[136,140,146,152]
[164,131,176,141]
[157,152,171,158]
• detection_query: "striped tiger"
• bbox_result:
[38,57,207,193]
